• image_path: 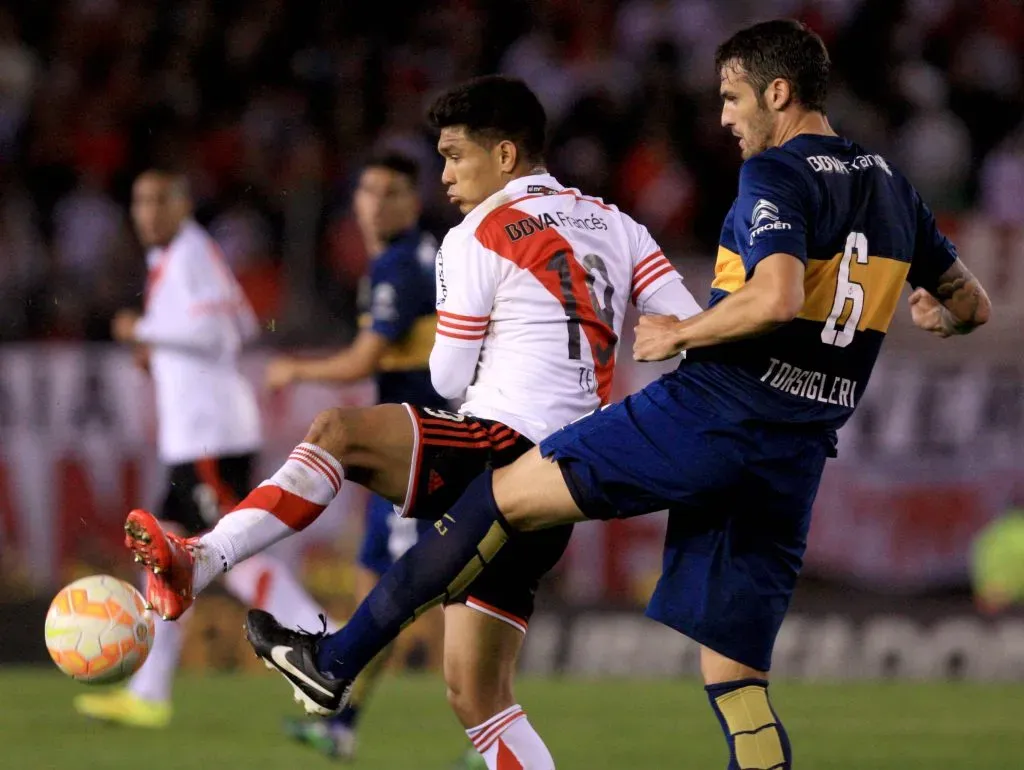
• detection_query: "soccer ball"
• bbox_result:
[44,575,155,684]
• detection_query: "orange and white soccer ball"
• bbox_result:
[44,575,155,684]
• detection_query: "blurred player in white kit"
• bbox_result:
[74,169,337,728]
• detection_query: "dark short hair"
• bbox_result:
[363,153,419,186]
[136,168,191,200]
[428,75,547,164]
[715,19,830,113]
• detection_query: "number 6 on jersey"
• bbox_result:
[820,231,868,348]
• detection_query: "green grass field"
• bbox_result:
[3,667,1022,769]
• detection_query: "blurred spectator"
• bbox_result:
[979,125,1024,228]
[0,9,38,161]
[2,0,1024,342]
[892,62,972,212]
[0,174,46,340]
[207,198,282,324]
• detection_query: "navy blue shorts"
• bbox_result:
[357,494,433,576]
[539,373,830,671]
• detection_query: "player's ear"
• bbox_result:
[765,78,793,112]
[497,140,518,174]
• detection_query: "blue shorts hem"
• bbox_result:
[643,606,774,673]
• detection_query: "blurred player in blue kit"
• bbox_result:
[263,153,447,759]
[242,20,992,768]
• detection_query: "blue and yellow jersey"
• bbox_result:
[681,134,957,433]
[359,229,447,409]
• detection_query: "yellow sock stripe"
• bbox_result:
[714,686,785,770]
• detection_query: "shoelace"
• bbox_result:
[294,613,329,642]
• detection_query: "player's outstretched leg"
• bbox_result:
[238,470,511,716]
[702,647,791,770]
[310,450,579,686]
[124,404,414,619]
[244,609,352,716]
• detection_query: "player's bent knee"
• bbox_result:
[494,450,584,532]
[304,407,357,459]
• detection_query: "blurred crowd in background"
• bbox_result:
[1,0,1023,345]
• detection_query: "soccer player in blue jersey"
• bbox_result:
[230,21,990,768]
[264,152,447,759]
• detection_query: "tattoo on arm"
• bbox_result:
[933,260,990,335]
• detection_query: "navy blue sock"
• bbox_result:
[705,678,791,769]
[327,703,360,731]
[315,470,511,680]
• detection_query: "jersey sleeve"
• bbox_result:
[734,154,812,273]
[368,255,421,343]
[428,228,499,397]
[433,229,499,349]
[906,189,958,294]
[641,278,703,319]
[627,219,683,307]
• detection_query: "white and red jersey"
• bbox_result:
[428,174,702,443]
[135,219,262,464]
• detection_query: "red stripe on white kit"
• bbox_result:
[631,251,675,302]
[438,310,488,340]
[290,446,341,493]
[474,708,527,753]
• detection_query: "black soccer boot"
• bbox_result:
[244,609,352,716]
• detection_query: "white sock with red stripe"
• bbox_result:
[466,705,555,770]
[222,552,341,631]
[192,443,344,594]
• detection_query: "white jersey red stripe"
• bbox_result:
[134,219,261,464]
[428,173,703,444]
[631,250,678,303]
[437,310,489,340]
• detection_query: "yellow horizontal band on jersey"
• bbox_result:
[712,246,746,294]
[712,245,908,334]
[800,253,909,333]
[359,313,437,371]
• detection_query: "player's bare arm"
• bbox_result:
[634,252,803,361]
[265,330,389,390]
[908,258,991,338]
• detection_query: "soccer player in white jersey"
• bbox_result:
[75,170,337,729]
[124,79,701,769]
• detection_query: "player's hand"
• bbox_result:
[112,310,140,343]
[265,357,298,391]
[908,288,953,338]
[634,314,685,361]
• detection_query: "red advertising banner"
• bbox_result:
[0,329,1019,598]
